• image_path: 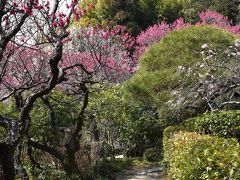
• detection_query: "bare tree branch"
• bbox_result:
[27,139,64,163]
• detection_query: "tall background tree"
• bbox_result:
[157,0,240,24]
[75,0,159,35]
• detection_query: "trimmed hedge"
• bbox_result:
[184,110,240,138]
[165,131,240,179]
[162,126,187,168]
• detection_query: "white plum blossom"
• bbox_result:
[166,99,175,106]
[200,63,205,68]
[206,54,213,59]
[234,39,240,47]
[201,43,208,49]
[177,65,186,73]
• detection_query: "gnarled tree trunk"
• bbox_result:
[0,143,15,180]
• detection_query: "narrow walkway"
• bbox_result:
[115,163,166,180]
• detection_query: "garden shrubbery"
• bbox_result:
[162,126,187,168]
[184,110,240,138]
[163,111,240,178]
[126,19,240,179]
[143,148,161,162]
[163,130,240,179]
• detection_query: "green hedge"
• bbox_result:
[184,111,240,138]
[162,126,187,168]
[165,131,240,179]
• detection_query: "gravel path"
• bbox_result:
[115,163,166,180]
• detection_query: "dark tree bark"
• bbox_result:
[0,143,15,180]
[27,83,89,178]
[63,83,89,178]
[15,144,29,180]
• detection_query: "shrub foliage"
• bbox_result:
[164,130,240,179]
[184,111,240,138]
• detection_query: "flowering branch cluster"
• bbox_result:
[135,10,240,59]
[171,39,240,113]
[61,25,137,86]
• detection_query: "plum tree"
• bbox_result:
[0,0,135,178]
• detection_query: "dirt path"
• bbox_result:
[115,163,166,180]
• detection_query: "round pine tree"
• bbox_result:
[124,25,236,120]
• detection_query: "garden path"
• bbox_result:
[115,162,166,180]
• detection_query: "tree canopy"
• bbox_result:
[124,25,236,120]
